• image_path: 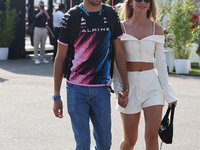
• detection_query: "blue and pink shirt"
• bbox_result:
[58,4,122,87]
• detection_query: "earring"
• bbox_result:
[131,6,133,9]
[148,8,150,10]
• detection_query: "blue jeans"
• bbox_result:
[66,82,111,150]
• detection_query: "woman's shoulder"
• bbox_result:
[120,19,128,26]
[120,19,129,33]
[154,22,164,35]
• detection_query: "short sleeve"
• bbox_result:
[57,12,71,46]
[112,9,123,40]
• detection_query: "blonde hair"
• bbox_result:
[122,0,157,22]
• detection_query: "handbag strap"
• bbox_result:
[169,104,175,125]
[163,104,175,124]
[163,105,171,119]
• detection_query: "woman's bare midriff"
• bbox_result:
[127,62,154,71]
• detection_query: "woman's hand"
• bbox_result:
[118,90,129,108]
[169,100,177,108]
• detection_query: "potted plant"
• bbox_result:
[168,0,200,74]
[0,0,18,60]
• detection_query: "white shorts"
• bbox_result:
[116,69,165,114]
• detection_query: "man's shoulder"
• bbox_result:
[62,5,80,21]
[103,4,117,15]
[66,5,80,15]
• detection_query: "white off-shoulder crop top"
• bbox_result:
[113,22,177,104]
[121,22,164,62]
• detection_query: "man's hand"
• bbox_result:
[118,90,129,108]
[43,10,49,17]
[53,99,63,118]
[39,9,44,15]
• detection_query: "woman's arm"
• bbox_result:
[155,23,177,106]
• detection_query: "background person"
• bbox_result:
[53,4,66,62]
[32,1,50,64]
[113,0,177,149]
[25,3,29,22]
[161,6,170,35]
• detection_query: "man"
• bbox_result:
[32,1,50,64]
[53,4,66,61]
[52,0,129,149]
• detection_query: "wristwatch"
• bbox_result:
[52,95,61,100]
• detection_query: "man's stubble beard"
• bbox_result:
[86,0,101,6]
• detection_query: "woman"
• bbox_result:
[113,0,178,149]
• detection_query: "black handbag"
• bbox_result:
[26,21,35,35]
[159,104,175,144]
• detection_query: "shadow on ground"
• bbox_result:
[0,77,9,83]
[0,55,54,77]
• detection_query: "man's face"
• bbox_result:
[86,0,101,6]
[39,3,44,10]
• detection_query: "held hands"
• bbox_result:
[53,99,63,118]
[118,90,129,108]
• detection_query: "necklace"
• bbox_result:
[133,18,149,30]
[134,22,144,30]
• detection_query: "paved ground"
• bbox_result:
[0,55,200,150]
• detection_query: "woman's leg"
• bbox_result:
[120,112,141,150]
[143,105,163,150]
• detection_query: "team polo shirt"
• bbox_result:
[58,3,122,86]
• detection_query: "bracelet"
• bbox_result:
[123,88,129,92]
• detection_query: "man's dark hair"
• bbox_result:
[39,1,44,4]
[59,4,65,11]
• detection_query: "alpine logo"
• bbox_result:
[81,17,86,22]
[81,27,109,33]
[81,22,86,25]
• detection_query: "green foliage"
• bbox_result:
[196,2,200,14]
[156,0,172,24]
[0,0,18,47]
[105,0,111,5]
[104,0,123,21]
[168,0,200,59]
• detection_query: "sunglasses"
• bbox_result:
[40,5,44,9]
[135,0,151,3]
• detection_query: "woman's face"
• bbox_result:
[130,0,151,14]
